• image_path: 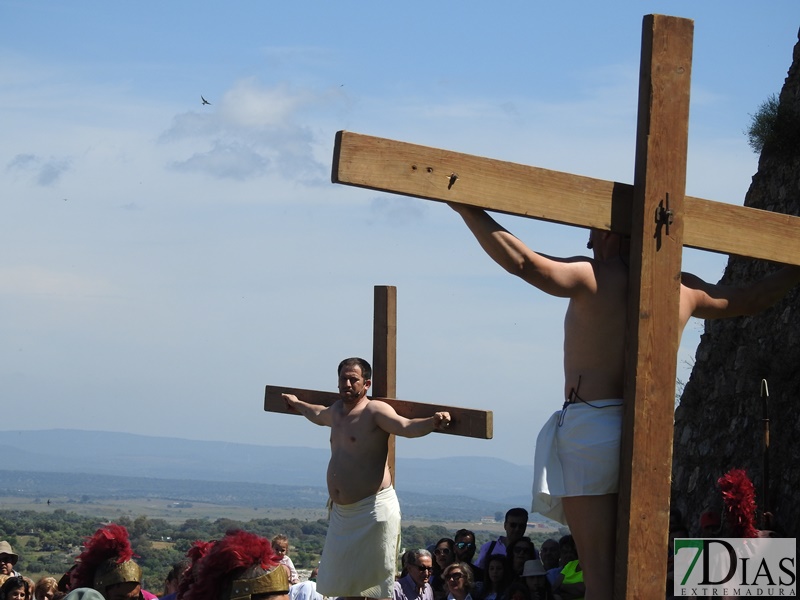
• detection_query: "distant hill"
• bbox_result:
[0,429,535,520]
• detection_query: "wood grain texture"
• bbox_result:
[333,132,800,265]
[264,385,493,440]
[616,14,693,599]
[372,286,397,483]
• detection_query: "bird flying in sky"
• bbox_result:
[201,95,211,105]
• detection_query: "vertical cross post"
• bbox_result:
[330,13,799,598]
[264,283,493,443]
[372,285,398,483]
[616,15,693,599]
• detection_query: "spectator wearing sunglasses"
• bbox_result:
[0,543,20,579]
[442,564,475,600]
[475,509,529,570]
[506,538,537,583]
[453,531,483,583]
[393,550,434,600]
[429,539,456,600]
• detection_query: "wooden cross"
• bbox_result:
[264,285,493,486]
[328,15,800,599]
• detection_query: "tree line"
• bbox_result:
[0,509,453,592]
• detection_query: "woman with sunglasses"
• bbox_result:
[430,538,457,600]
[442,563,475,600]
[506,538,537,584]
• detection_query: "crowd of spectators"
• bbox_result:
[2,488,785,600]
[394,508,569,600]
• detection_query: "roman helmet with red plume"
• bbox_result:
[183,531,287,600]
[176,540,217,600]
[717,468,759,538]
[70,524,142,596]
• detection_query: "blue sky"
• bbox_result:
[2,1,798,475]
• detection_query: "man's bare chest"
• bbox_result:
[331,408,385,449]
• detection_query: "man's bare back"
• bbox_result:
[448,202,800,600]
[562,256,629,402]
[485,222,796,403]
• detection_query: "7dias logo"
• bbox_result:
[674,538,796,597]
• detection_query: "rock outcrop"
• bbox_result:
[672,30,800,537]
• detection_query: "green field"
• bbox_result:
[0,496,528,534]
[0,495,329,523]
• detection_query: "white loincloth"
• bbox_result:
[532,399,623,525]
[316,486,401,598]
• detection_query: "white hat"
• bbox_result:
[522,559,546,577]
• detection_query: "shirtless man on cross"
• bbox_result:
[283,357,451,600]
[449,203,800,600]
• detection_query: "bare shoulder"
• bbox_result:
[363,400,407,431]
[531,253,600,297]
[680,271,717,303]
[363,399,396,416]
[679,271,733,322]
[680,271,708,289]
[679,272,706,310]
[573,256,620,293]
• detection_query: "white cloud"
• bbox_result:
[368,195,429,226]
[161,78,329,182]
[171,141,270,180]
[7,153,71,186]
[0,265,113,298]
[220,79,312,129]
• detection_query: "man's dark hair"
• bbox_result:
[338,357,372,380]
[558,534,576,552]
[505,507,529,522]
[166,559,190,584]
[454,528,475,541]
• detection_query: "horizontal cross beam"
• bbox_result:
[332,131,800,266]
[265,385,493,440]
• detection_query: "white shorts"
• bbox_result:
[532,399,623,525]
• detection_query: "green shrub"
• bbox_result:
[747,94,780,154]
[746,94,800,157]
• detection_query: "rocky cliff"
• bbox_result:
[672,30,800,536]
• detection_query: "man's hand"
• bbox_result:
[282,393,300,412]
[434,411,452,430]
[281,393,333,427]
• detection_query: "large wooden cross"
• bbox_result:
[328,15,800,599]
[264,285,492,485]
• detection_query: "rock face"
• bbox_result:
[671,32,800,537]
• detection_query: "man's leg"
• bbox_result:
[562,493,617,600]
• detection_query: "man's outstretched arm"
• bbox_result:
[371,401,451,438]
[282,393,334,427]
[449,203,593,298]
[682,265,800,320]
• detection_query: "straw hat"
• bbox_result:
[0,541,18,565]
